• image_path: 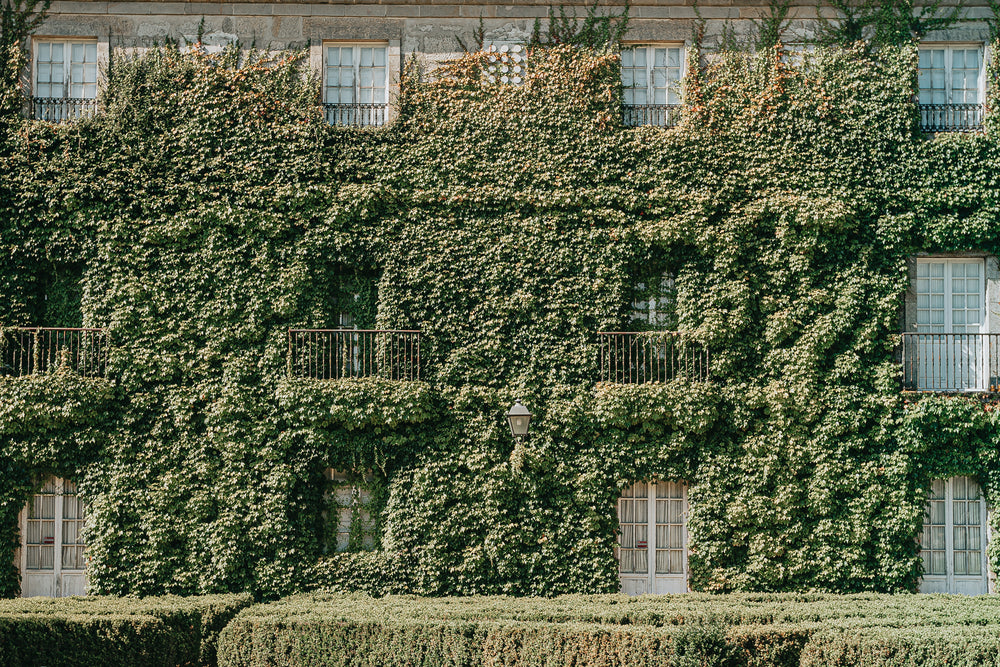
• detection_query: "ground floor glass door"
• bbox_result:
[920,476,989,595]
[19,477,87,597]
[617,480,688,595]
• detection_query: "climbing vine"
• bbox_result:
[0,37,999,598]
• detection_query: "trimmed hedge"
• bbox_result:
[801,627,1000,667]
[0,593,253,667]
[217,593,1000,667]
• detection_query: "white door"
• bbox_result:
[617,480,688,595]
[920,476,989,595]
[20,477,88,597]
[914,259,986,391]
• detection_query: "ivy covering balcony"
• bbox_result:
[0,327,109,378]
[598,331,709,384]
[288,329,420,381]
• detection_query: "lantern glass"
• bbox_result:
[507,401,533,439]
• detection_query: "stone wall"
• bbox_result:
[38,0,998,56]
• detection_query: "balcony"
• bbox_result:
[901,333,1000,392]
[323,103,387,127]
[288,329,421,381]
[0,327,109,377]
[598,331,709,384]
[623,104,682,128]
[919,104,984,133]
[29,97,99,122]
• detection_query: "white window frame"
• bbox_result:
[909,257,989,391]
[18,477,88,597]
[917,43,987,106]
[920,476,991,595]
[31,37,99,101]
[621,43,685,108]
[616,479,689,595]
[914,258,986,335]
[322,41,390,126]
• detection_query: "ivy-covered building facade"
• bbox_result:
[4,0,1000,600]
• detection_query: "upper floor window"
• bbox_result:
[902,257,995,392]
[32,39,99,122]
[631,275,675,329]
[324,43,388,127]
[914,259,984,334]
[918,45,984,132]
[622,45,683,127]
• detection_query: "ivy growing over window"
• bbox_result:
[0,36,999,599]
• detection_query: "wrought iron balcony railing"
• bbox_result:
[323,103,387,127]
[598,331,709,384]
[901,332,1000,392]
[623,104,682,128]
[918,103,984,133]
[288,329,420,381]
[0,327,109,378]
[30,97,99,122]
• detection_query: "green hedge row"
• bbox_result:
[0,594,253,667]
[801,627,1000,667]
[7,593,1000,666]
[218,617,810,667]
[216,593,1000,667]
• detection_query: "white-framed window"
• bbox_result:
[616,480,688,595]
[920,476,990,595]
[19,477,88,597]
[918,45,984,105]
[907,258,989,391]
[915,259,984,334]
[918,45,985,131]
[621,45,683,126]
[32,38,99,121]
[323,43,389,127]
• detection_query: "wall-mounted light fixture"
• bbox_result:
[506,400,533,441]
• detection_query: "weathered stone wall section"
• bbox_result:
[39,0,1000,56]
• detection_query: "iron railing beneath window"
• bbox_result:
[623,104,682,128]
[598,331,709,384]
[918,104,984,133]
[288,329,420,381]
[901,332,1000,392]
[30,97,99,122]
[0,327,109,378]
[323,103,387,127]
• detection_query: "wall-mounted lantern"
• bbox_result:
[506,401,533,441]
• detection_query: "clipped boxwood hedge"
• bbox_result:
[0,593,253,667]
[217,593,1000,667]
[800,626,1000,667]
